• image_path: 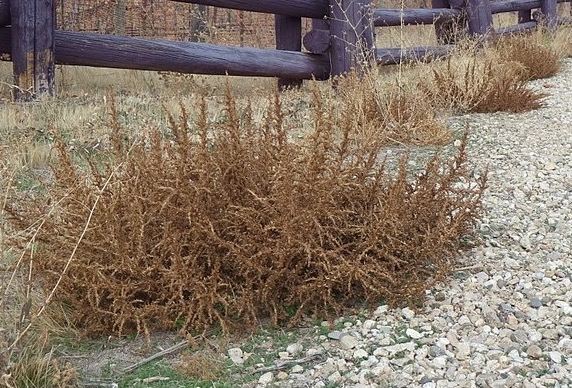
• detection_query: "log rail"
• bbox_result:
[0,0,570,100]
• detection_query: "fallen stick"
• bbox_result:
[251,352,324,374]
[120,340,189,374]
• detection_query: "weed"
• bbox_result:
[2,85,487,338]
[492,31,562,80]
[427,55,546,113]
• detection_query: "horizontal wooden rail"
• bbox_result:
[495,21,537,34]
[489,0,541,14]
[0,0,9,26]
[376,45,455,65]
[0,28,330,79]
[171,0,328,19]
[373,8,461,26]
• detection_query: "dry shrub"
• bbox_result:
[492,33,561,80]
[3,87,486,337]
[426,56,546,113]
[336,73,452,146]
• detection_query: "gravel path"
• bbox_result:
[238,60,572,388]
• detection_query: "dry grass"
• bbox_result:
[492,31,562,80]
[425,55,546,113]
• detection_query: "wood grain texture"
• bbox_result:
[490,0,541,14]
[0,0,10,26]
[373,8,461,26]
[275,15,303,89]
[0,28,330,80]
[9,0,55,100]
[466,0,493,35]
[375,45,454,65]
[172,0,328,19]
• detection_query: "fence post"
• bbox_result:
[10,0,55,101]
[432,0,459,44]
[465,0,493,37]
[0,0,10,26]
[275,15,303,89]
[540,0,557,29]
[329,0,374,77]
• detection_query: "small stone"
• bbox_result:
[362,319,376,332]
[353,348,369,359]
[328,371,342,383]
[278,352,291,360]
[434,292,446,301]
[306,348,321,357]
[510,330,529,344]
[526,345,542,359]
[276,371,288,380]
[544,161,557,170]
[456,343,471,360]
[519,235,532,250]
[406,328,424,339]
[227,347,244,365]
[374,305,388,316]
[339,334,359,350]
[548,351,562,363]
[429,345,446,357]
[498,303,515,314]
[328,331,343,340]
[402,307,415,320]
[530,297,542,309]
[258,372,274,385]
[432,356,448,368]
[446,330,460,348]
[291,365,304,373]
[286,343,303,356]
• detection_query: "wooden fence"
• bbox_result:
[0,0,569,100]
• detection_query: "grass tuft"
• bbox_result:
[426,55,546,113]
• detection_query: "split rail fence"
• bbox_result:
[0,0,569,100]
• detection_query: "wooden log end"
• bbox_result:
[303,29,330,54]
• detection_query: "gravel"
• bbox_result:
[236,59,572,387]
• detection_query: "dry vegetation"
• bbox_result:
[0,20,571,387]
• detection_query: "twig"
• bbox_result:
[454,264,483,272]
[120,340,189,374]
[251,352,324,374]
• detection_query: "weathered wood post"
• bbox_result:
[432,0,461,44]
[328,0,375,77]
[275,15,303,89]
[0,0,10,26]
[465,0,493,37]
[10,0,55,101]
[539,0,557,29]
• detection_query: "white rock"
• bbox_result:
[402,307,415,320]
[406,328,424,339]
[549,351,562,364]
[258,372,274,385]
[227,347,244,365]
[432,356,448,369]
[456,343,471,360]
[339,334,359,350]
[327,371,342,383]
[291,365,304,373]
[353,348,369,359]
[286,342,303,356]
